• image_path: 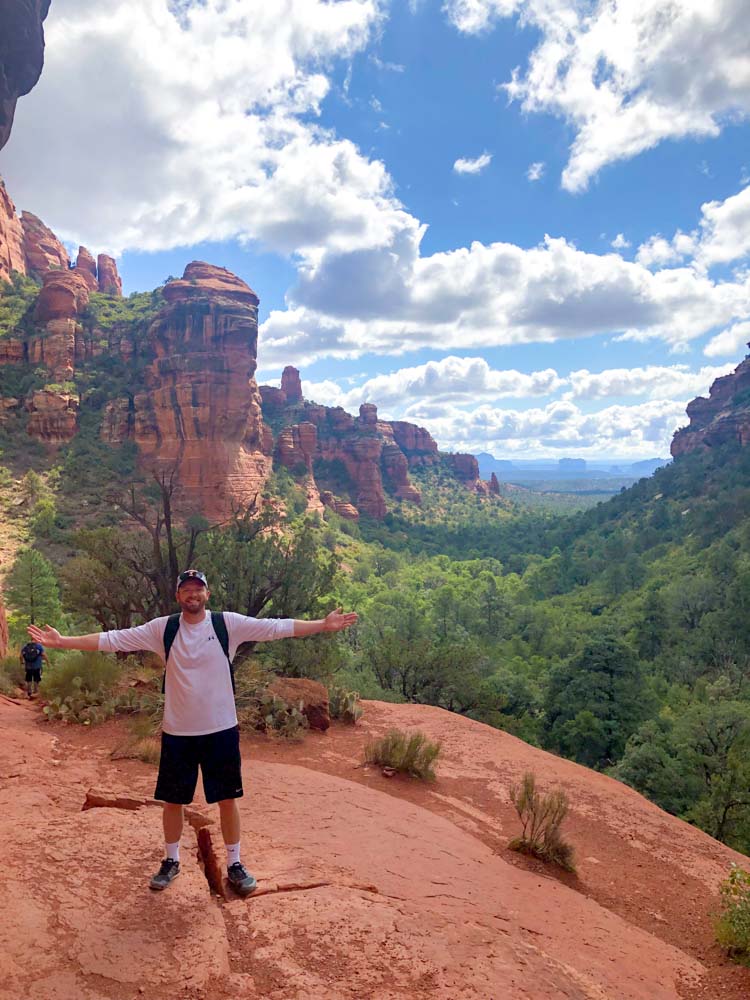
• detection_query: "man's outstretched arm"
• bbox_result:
[27,625,100,651]
[292,608,358,637]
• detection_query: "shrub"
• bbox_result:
[364,728,441,781]
[329,684,363,724]
[715,864,750,962]
[40,651,120,702]
[508,772,576,871]
[0,654,26,692]
[233,660,309,739]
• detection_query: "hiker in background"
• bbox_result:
[27,569,357,896]
[19,637,48,699]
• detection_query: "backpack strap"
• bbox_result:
[161,613,181,694]
[211,611,235,694]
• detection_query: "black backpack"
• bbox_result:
[22,643,42,663]
[161,612,234,694]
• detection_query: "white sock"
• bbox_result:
[226,842,241,867]
[165,841,180,862]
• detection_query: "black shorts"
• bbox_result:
[25,667,41,683]
[154,725,243,805]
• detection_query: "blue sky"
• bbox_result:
[2,0,749,460]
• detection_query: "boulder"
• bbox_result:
[268,677,330,731]
[26,388,78,443]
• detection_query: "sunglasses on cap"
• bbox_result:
[176,569,208,589]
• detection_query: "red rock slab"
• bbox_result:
[96,253,122,296]
[269,676,330,731]
[281,364,303,402]
[0,179,26,285]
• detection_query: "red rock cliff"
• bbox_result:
[0,0,51,151]
[128,262,273,520]
[21,211,69,277]
[0,180,25,285]
[671,352,750,457]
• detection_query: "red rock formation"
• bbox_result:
[0,593,8,657]
[0,338,24,363]
[259,385,287,410]
[34,267,90,323]
[162,261,259,306]
[359,402,378,428]
[101,398,133,444]
[0,179,26,285]
[276,421,317,473]
[74,246,98,292]
[381,442,421,503]
[320,491,359,519]
[280,365,303,403]
[671,354,750,457]
[489,472,501,495]
[25,388,78,443]
[96,254,122,296]
[447,453,480,484]
[390,421,440,465]
[20,211,69,277]
[0,0,51,151]
[130,261,272,520]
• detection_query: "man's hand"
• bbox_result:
[27,624,63,648]
[323,608,358,633]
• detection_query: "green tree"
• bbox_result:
[544,630,649,768]
[6,548,64,627]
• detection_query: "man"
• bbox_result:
[19,637,48,699]
[27,569,357,896]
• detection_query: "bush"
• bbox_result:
[715,864,750,961]
[0,654,26,692]
[329,684,363,724]
[364,728,441,781]
[508,772,576,871]
[233,660,309,739]
[40,651,120,702]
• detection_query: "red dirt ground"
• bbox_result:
[1,693,749,999]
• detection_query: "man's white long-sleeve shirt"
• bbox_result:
[98,610,294,736]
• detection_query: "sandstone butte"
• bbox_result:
[126,261,274,521]
[0,692,748,999]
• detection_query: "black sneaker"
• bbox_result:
[149,858,180,891]
[227,862,257,896]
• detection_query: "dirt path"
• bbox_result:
[2,696,749,999]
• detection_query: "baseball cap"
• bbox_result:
[177,569,208,589]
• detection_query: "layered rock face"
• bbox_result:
[671,353,750,457]
[124,262,273,520]
[25,388,78,443]
[0,0,51,151]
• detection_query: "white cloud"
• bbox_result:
[695,185,750,268]
[526,161,545,182]
[260,227,750,367]
[2,0,389,256]
[611,233,630,250]
[402,397,686,459]
[454,152,493,175]
[636,185,750,271]
[704,320,750,359]
[566,364,735,401]
[445,0,750,192]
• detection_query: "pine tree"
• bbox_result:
[6,547,64,627]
